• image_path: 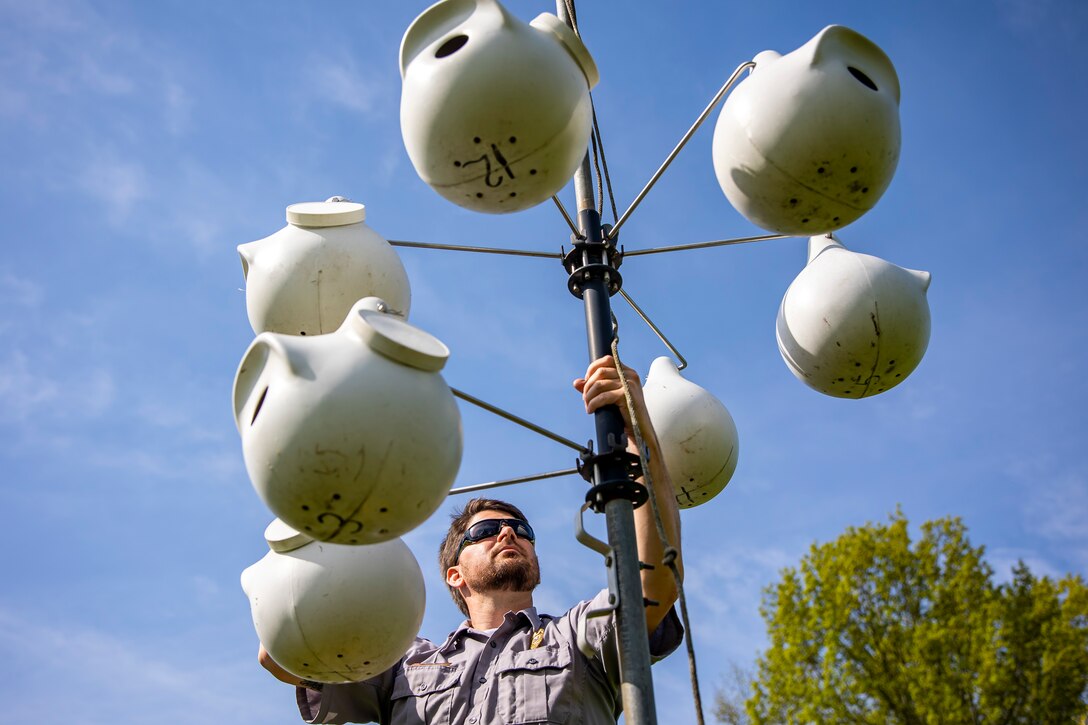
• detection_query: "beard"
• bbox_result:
[470,550,541,593]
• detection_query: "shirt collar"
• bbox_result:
[438,606,544,654]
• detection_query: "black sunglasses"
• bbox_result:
[457,518,535,559]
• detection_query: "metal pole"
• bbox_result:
[557,5,658,724]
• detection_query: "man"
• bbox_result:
[259,354,684,723]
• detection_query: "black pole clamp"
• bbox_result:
[562,224,624,299]
[577,440,648,512]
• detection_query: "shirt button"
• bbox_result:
[490,642,497,648]
[469,718,478,724]
[478,677,486,684]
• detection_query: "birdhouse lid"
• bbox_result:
[286,200,366,227]
[264,518,313,553]
[355,309,450,372]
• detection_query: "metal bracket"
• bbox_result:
[576,440,647,512]
[562,223,624,298]
[574,501,620,658]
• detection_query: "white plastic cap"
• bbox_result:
[353,308,450,372]
[286,200,366,228]
[264,518,313,553]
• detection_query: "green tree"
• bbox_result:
[727,511,1088,725]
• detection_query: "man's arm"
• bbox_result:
[574,355,683,635]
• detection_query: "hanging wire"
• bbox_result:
[562,0,579,34]
[610,336,707,725]
[561,0,620,226]
[592,104,620,224]
[590,126,605,216]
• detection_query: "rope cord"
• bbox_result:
[563,0,578,34]
[592,105,620,224]
[591,128,604,216]
[610,335,706,725]
[561,0,617,224]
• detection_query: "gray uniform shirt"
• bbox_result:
[296,589,684,724]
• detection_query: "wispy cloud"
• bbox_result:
[163,80,193,136]
[0,270,43,308]
[77,150,148,223]
[0,604,283,723]
[0,351,115,426]
[0,351,60,422]
[987,547,1062,583]
[1023,470,1088,571]
[303,49,388,116]
[77,54,135,95]
[683,544,797,659]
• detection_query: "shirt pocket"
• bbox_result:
[495,644,573,724]
[390,664,462,725]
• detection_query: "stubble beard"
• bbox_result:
[473,550,541,593]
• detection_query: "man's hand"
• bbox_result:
[574,355,683,635]
[573,355,649,437]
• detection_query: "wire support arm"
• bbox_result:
[618,293,688,371]
[450,387,585,453]
[606,61,756,241]
[623,233,790,257]
[389,240,560,259]
[448,467,578,496]
[552,196,582,237]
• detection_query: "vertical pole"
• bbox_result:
[557,5,658,725]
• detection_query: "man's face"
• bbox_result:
[452,510,541,596]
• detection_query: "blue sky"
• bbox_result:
[1,1,1085,723]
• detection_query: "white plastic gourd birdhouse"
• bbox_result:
[777,235,931,398]
[642,357,739,509]
[241,519,425,683]
[238,200,411,336]
[232,299,463,544]
[399,0,599,213]
[712,25,901,235]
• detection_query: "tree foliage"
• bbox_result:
[728,511,1088,725]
